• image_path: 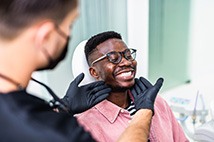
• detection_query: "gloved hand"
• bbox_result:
[62,73,111,114]
[131,77,164,115]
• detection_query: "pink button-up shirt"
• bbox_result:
[76,96,189,142]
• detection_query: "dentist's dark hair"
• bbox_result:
[0,0,78,39]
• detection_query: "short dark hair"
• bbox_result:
[85,31,122,65]
[0,0,77,39]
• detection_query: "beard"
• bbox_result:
[109,84,132,92]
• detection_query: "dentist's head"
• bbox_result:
[0,0,79,91]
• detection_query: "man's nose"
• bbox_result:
[118,56,132,66]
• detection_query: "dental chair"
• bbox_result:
[71,40,95,85]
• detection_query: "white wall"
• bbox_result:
[189,0,214,104]
[127,0,149,78]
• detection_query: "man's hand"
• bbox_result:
[62,73,111,114]
[131,77,164,114]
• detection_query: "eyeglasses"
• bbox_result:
[91,48,137,66]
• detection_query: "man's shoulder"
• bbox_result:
[155,95,168,105]
[154,95,172,113]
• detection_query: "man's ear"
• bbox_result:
[34,21,55,48]
[89,67,99,80]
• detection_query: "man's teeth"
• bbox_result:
[120,71,132,77]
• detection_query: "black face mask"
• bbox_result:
[37,24,70,71]
[37,36,70,71]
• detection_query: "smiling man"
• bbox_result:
[76,31,189,142]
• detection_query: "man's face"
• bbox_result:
[90,38,137,92]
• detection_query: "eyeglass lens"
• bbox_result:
[107,49,136,64]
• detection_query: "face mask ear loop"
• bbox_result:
[41,47,54,64]
[31,77,72,115]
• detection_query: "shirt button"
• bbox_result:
[121,109,125,113]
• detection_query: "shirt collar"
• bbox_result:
[95,100,126,123]
[95,91,134,123]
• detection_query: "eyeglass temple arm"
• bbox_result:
[91,55,107,66]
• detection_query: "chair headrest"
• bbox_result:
[71,40,96,85]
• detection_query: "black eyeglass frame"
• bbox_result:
[91,48,137,66]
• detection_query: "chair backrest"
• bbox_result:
[71,40,96,85]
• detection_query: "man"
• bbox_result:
[0,0,161,141]
[76,31,189,142]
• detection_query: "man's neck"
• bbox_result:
[107,90,129,108]
[0,40,34,93]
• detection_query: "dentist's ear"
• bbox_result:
[34,21,55,67]
[34,21,55,49]
[89,67,99,80]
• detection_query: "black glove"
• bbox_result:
[131,77,164,114]
[62,73,111,114]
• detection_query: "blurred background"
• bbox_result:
[28,0,214,141]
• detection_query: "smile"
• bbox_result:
[119,71,132,77]
[115,69,135,81]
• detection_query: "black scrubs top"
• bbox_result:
[0,90,95,142]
